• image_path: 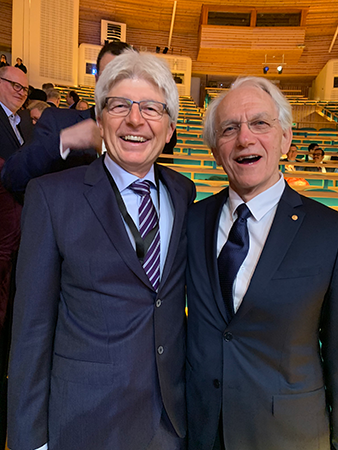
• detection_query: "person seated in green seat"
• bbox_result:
[304,142,319,162]
[306,148,333,172]
[283,144,302,171]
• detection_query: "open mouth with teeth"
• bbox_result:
[121,135,147,143]
[236,155,261,164]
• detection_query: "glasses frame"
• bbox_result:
[216,118,279,142]
[0,77,29,95]
[104,96,168,121]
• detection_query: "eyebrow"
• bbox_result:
[219,112,271,128]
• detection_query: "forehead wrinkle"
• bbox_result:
[218,112,274,129]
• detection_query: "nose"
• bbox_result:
[125,102,145,126]
[236,122,256,147]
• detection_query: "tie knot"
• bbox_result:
[236,203,251,221]
[130,180,151,197]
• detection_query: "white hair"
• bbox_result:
[95,50,179,124]
[203,76,293,149]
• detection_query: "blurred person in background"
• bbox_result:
[14,58,27,74]
[76,99,89,110]
[27,100,50,125]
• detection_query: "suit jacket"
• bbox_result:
[0,104,33,161]
[8,157,195,450]
[186,184,338,450]
[1,106,97,193]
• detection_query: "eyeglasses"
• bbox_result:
[104,97,168,120]
[216,118,279,142]
[0,77,29,95]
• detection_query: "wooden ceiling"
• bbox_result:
[78,0,338,87]
[1,0,338,88]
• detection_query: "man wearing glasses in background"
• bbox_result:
[0,66,32,450]
[186,77,338,450]
[8,51,195,450]
[0,66,31,159]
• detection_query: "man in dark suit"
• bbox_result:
[0,65,33,450]
[66,89,80,109]
[45,88,61,108]
[0,66,32,160]
[186,77,338,450]
[8,50,195,450]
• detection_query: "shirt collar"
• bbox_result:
[228,173,285,222]
[0,101,21,125]
[103,153,156,192]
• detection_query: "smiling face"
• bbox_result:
[98,78,174,178]
[313,149,324,163]
[212,85,292,202]
[0,66,28,114]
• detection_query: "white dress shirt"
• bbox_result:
[217,174,285,313]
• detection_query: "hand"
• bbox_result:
[60,119,102,154]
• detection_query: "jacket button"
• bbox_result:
[157,346,164,355]
[213,379,220,389]
[156,299,162,308]
[223,332,233,341]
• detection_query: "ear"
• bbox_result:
[97,115,105,139]
[280,127,293,157]
[212,147,222,166]
[166,122,175,143]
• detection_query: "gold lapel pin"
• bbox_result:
[291,215,298,221]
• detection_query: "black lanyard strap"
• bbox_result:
[103,160,160,263]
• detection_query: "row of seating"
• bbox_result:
[157,153,338,209]
[52,84,338,209]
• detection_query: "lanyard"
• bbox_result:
[103,160,160,263]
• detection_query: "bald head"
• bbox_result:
[0,66,29,113]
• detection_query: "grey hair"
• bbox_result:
[95,50,179,124]
[46,88,61,100]
[27,100,50,113]
[203,76,293,149]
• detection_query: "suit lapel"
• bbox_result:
[205,188,231,322]
[0,104,21,148]
[157,165,188,288]
[234,184,305,321]
[83,157,151,287]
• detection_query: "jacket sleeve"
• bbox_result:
[1,108,64,193]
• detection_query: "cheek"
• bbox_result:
[215,142,231,167]
[99,117,116,140]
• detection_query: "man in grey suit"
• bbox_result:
[8,51,195,450]
[186,77,338,450]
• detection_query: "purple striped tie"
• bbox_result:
[130,180,160,290]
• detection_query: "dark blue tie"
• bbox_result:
[218,203,251,319]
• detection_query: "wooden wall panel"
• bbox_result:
[0,0,13,49]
